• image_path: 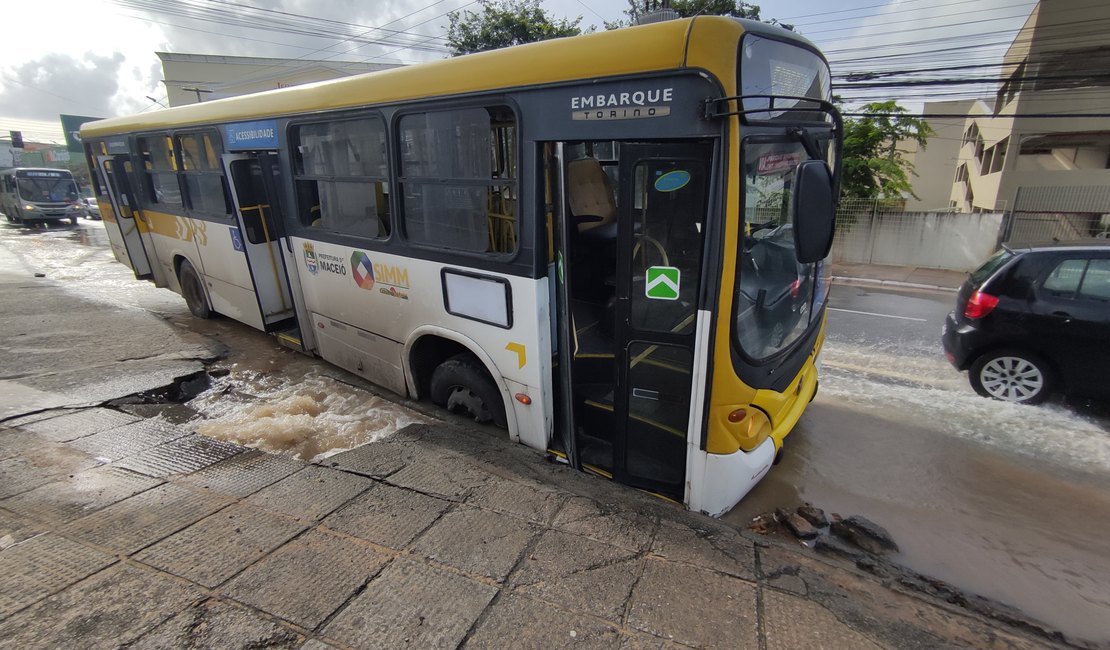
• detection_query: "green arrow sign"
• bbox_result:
[645,266,680,300]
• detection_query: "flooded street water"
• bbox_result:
[5,220,1110,643]
[725,286,1110,644]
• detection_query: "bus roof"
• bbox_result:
[82,17,819,138]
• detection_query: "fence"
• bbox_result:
[830,199,1004,272]
[999,185,1110,244]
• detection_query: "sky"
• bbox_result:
[1,0,1035,144]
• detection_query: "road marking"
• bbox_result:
[828,307,927,322]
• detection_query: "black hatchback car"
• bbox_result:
[942,241,1110,404]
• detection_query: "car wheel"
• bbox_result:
[969,349,1053,405]
[178,259,212,319]
[430,354,507,428]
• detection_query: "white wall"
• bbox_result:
[832,211,1005,271]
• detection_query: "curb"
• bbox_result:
[832,275,959,293]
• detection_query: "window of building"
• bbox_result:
[139,135,183,208]
[177,132,230,217]
[293,116,390,240]
[1030,46,1110,93]
[398,106,518,254]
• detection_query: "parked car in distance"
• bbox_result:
[943,241,1110,404]
[81,197,101,220]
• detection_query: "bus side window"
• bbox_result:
[292,116,390,240]
[398,106,518,254]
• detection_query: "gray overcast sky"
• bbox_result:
[1,0,1032,143]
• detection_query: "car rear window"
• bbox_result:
[969,248,1014,286]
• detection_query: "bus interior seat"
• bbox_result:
[567,158,616,240]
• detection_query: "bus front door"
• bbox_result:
[221,153,296,331]
[560,141,711,501]
[97,155,154,280]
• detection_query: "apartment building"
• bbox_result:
[948,0,1110,215]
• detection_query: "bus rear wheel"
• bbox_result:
[430,354,507,428]
[178,259,212,319]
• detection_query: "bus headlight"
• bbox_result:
[23,204,37,211]
[68,203,83,211]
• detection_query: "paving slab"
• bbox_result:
[464,592,622,649]
[0,465,162,524]
[18,407,140,442]
[135,502,307,588]
[131,597,304,649]
[324,436,425,479]
[552,496,658,553]
[323,558,497,649]
[68,419,189,462]
[411,506,537,582]
[64,483,235,554]
[321,482,451,550]
[114,434,245,478]
[0,508,47,547]
[224,528,391,630]
[626,558,758,649]
[0,563,203,648]
[0,533,117,618]
[386,455,492,501]
[465,475,566,524]
[179,449,305,497]
[0,428,44,461]
[762,587,885,650]
[245,465,374,522]
[649,520,756,580]
[0,444,103,499]
[509,529,644,623]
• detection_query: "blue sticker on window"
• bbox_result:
[230,227,244,251]
[654,170,691,192]
[225,120,279,150]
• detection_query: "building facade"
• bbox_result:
[948,1,1110,216]
[158,53,402,107]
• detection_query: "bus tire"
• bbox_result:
[430,354,507,428]
[178,260,212,319]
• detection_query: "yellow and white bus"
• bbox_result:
[82,17,839,516]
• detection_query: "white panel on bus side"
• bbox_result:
[311,312,407,396]
[443,272,510,327]
[289,236,550,451]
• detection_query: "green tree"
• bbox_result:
[606,0,760,29]
[840,100,933,199]
[446,0,584,56]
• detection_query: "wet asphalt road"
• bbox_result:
[4,219,1110,644]
[725,282,1110,644]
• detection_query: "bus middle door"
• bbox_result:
[97,155,155,280]
[221,153,296,331]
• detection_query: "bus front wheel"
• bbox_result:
[178,260,212,319]
[430,354,507,428]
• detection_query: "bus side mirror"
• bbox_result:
[791,160,836,264]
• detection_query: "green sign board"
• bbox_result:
[60,114,105,153]
[645,266,680,300]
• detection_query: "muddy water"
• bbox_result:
[726,339,1110,644]
[189,366,429,462]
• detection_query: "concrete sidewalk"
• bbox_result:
[0,251,1069,649]
[832,261,968,292]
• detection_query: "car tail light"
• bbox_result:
[790,279,801,299]
[964,291,999,319]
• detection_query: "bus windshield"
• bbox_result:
[17,176,80,203]
[736,138,829,360]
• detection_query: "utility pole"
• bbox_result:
[181,87,213,103]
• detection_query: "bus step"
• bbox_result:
[275,329,304,352]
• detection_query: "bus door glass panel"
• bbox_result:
[613,142,711,498]
[223,153,295,327]
[97,155,153,279]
